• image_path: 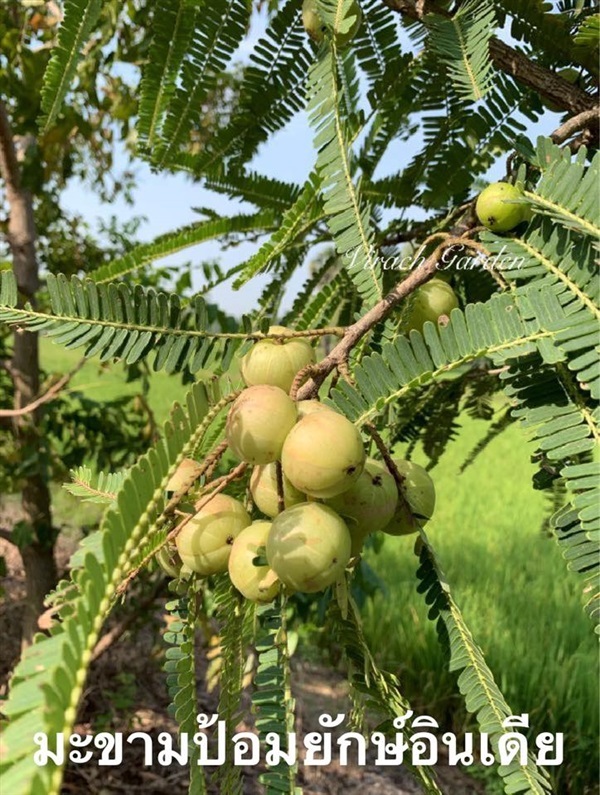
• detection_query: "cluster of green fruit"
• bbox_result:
[156,329,436,604]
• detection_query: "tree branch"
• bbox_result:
[551,108,600,146]
[0,358,85,418]
[297,229,474,399]
[383,0,598,115]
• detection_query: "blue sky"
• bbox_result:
[61,8,561,316]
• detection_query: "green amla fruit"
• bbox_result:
[228,521,280,603]
[155,543,183,579]
[302,0,362,47]
[166,458,203,495]
[405,278,459,332]
[476,182,528,233]
[325,458,398,555]
[240,325,315,394]
[226,385,297,465]
[250,463,305,518]
[382,459,436,537]
[175,494,251,574]
[281,410,366,499]
[266,503,351,593]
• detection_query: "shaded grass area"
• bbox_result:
[362,419,598,794]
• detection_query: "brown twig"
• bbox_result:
[383,0,597,115]
[0,358,85,418]
[275,461,285,515]
[551,108,600,146]
[0,527,15,545]
[296,233,473,400]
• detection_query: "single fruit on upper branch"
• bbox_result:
[382,459,436,536]
[282,411,366,498]
[250,463,306,518]
[166,458,203,495]
[175,494,251,574]
[405,278,459,332]
[226,385,297,465]
[476,182,528,233]
[325,458,398,555]
[240,325,315,393]
[302,0,362,47]
[228,521,280,603]
[266,502,351,593]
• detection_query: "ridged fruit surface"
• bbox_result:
[228,521,280,603]
[382,459,436,536]
[281,411,365,498]
[405,279,458,331]
[240,325,315,393]
[166,458,202,494]
[176,494,251,574]
[226,385,297,465]
[266,503,351,593]
[326,458,398,553]
[476,182,527,233]
[250,463,305,517]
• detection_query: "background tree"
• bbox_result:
[0,1,598,794]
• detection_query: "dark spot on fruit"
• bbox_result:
[346,466,357,475]
[372,475,382,486]
[332,557,337,564]
[226,535,234,545]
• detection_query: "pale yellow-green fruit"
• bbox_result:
[382,459,436,537]
[405,279,459,332]
[281,411,366,499]
[228,521,280,603]
[240,325,316,394]
[155,544,183,579]
[266,503,351,593]
[476,182,528,233]
[326,458,398,554]
[226,385,297,465]
[296,399,336,419]
[250,463,305,518]
[166,458,202,495]
[302,0,362,47]
[175,494,251,574]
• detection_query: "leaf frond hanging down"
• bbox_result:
[163,581,206,794]
[170,0,312,175]
[525,140,600,241]
[329,594,443,795]
[154,0,251,167]
[251,597,297,794]
[233,174,323,288]
[416,532,552,794]
[90,211,277,284]
[553,498,600,632]
[136,0,198,149]
[424,0,497,101]
[0,272,249,374]
[307,46,383,307]
[39,0,103,130]
[0,382,220,795]
[62,466,126,505]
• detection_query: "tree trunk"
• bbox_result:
[0,100,57,647]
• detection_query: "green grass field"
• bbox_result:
[40,338,598,792]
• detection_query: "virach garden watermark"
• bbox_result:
[33,711,563,769]
[343,244,527,273]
